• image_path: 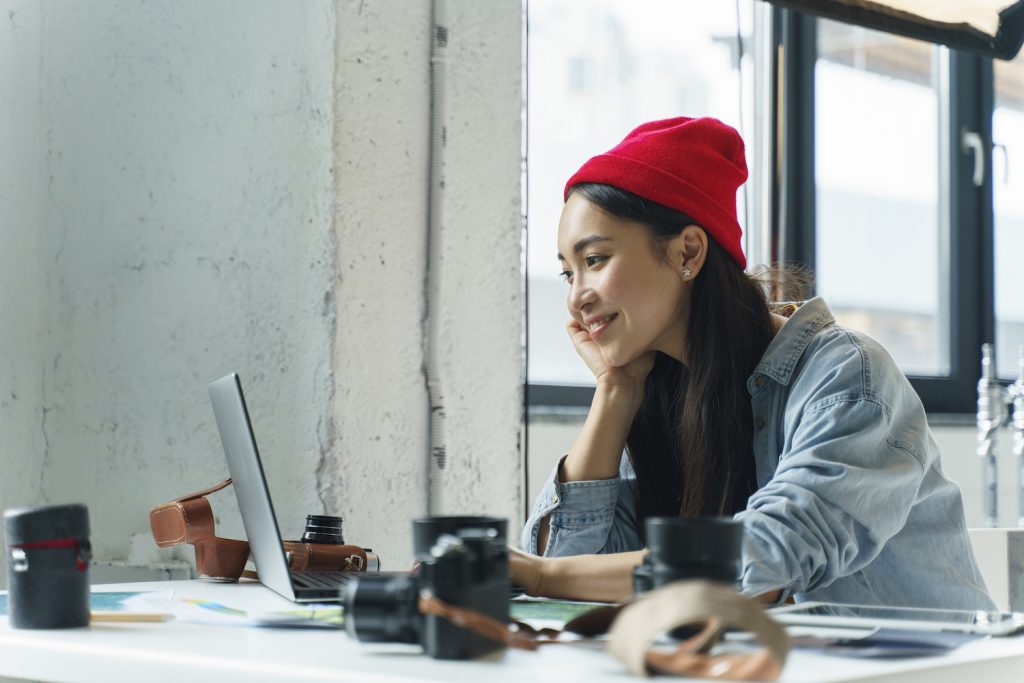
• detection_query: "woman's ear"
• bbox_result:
[670,225,708,281]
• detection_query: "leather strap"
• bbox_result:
[418,594,544,651]
[173,478,234,502]
[283,541,368,572]
[607,581,790,679]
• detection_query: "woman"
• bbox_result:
[513,116,993,610]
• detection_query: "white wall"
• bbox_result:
[931,423,1022,530]
[0,2,48,538]
[0,0,339,582]
[0,0,524,585]
[327,0,433,574]
[326,0,524,567]
[429,0,525,519]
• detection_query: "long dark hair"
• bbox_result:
[570,183,776,528]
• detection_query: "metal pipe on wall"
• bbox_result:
[426,0,448,516]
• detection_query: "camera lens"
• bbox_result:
[301,514,344,544]
[411,516,506,555]
[636,516,743,591]
[646,517,742,566]
[344,574,421,645]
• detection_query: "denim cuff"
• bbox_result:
[521,455,621,555]
[550,476,620,526]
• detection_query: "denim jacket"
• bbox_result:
[522,298,994,610]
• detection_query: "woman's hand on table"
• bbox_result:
[509,547,545,597]
[508,547,647,603]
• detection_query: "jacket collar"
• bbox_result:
[749,297,835,389]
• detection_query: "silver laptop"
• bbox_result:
[208,372,355,603]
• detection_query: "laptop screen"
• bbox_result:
[208,373,296,600]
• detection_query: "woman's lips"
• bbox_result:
[588,313,618,339]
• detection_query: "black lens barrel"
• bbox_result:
[343,574,421,644]
[635,516,743,592]
[411,516,505,555]
[301,514,344,544]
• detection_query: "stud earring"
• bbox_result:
[681,266,692,279]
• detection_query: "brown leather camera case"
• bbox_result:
[149,479,367,581]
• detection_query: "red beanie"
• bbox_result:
[564,116,748,269]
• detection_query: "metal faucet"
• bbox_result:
[1012,347,1024,527]
[976,344,1024,528]
[977,343,1005,528]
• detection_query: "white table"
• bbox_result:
[2,580,1024,683]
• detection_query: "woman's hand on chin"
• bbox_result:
[566,320,656,389]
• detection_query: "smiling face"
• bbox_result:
[557,193,693,367]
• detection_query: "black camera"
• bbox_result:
[633,516,743,594]
[343,516,509,660]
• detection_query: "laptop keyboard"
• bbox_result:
[292,571,352,589]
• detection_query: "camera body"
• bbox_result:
[344,516,509,660]
[633,516,743,594]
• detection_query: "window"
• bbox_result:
[779,9,997,412]
[815,21,949,376]
[994,54,1024,379]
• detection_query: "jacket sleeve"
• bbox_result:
[520,453,644,556]
[735,396,927,600]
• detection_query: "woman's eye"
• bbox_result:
[585,254,606,267]
[559,270,572,283]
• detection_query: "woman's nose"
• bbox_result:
[568,278,595,312]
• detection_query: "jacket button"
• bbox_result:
[755,417,765,430]
[755,376,767,388]
[551,495,559,504]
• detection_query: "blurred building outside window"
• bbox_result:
[815,20,949,376]
[993,54,1024,378]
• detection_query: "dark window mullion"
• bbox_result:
[912,50,994,413]
[976,57,997,349]
[778,8,817,272]
[527,384,595,410]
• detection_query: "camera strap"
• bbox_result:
[417,593,549,651]
[418,580,789,681]
[607,580,789,680]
